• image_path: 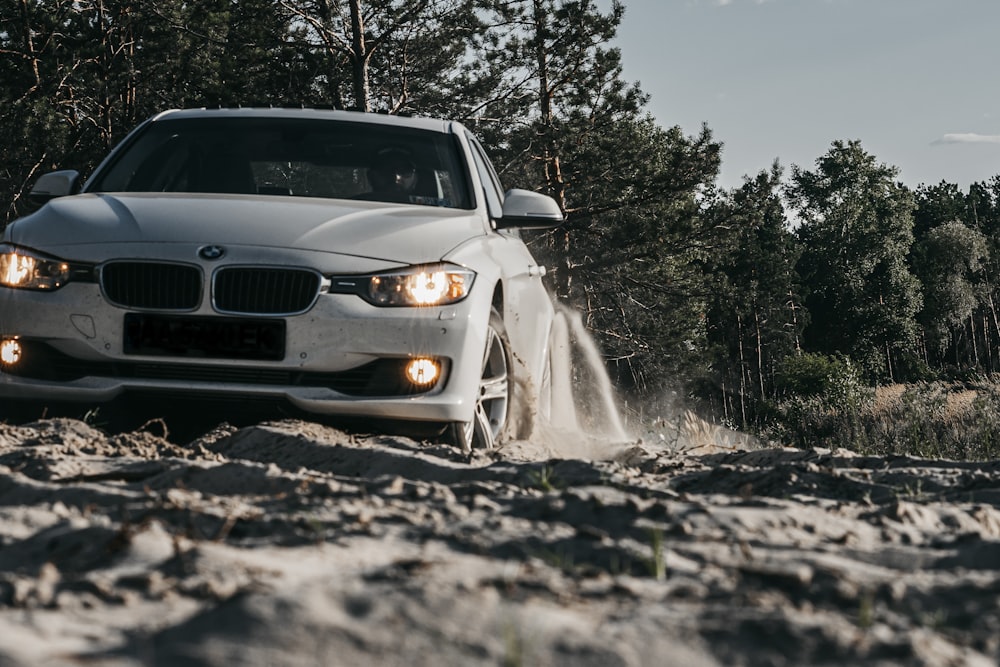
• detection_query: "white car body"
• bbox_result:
[0,108,563,450]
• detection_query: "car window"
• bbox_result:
[466,134,505,220]
[89,117,473,209]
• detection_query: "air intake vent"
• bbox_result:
[102,262,202,310]
[213,267,320,314]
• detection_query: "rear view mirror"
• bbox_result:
[495,189,564,230]
[29,170,81,205]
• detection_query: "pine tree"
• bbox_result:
[276,0,481,112]
[453,0,723,391]
[0,0,318,221]
[703,164,804,425]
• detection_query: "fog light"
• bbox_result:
[0,339,22,365]
[405,358,440,387]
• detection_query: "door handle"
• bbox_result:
[528,265,547,278]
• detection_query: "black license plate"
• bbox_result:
[124,314,286,361]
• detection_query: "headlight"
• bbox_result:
[0,244,73,290]
[328,263,476,307]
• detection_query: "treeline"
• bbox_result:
[2,0,999,434]
[704,156,1000,432]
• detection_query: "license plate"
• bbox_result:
[124,314,286,361]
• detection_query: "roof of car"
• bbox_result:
[152,108,460,134]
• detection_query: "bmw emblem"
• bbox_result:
[199,245,226,260]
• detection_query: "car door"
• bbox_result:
[464,133,554,389]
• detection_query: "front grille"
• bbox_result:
[4,341,436,397]
[102,262,202,310]
[214,267,320,315]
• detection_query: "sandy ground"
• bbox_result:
[1,416,999,666]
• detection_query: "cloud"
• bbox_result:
[932,133,1000,146]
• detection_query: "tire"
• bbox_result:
[447,307,512,453]
[509,339,552,441]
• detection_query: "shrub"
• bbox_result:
[760,378,1000,460]
[775,353,866,410]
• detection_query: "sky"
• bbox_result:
[612,0,1000,191]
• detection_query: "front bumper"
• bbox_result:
[0,282,489,424]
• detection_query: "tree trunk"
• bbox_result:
[787,290,802,355]
[985,311,994,373]
[98,0,113,146]
[737,314,748,426]
[754,308,765,400]
[348,0,370,111]
[312,0,346,108]
[532,0,565,213]
[531,0,571,298]
[970,314,980,368]
[988,292,1000,370]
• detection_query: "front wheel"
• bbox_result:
[447,308,511,453]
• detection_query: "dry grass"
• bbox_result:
[767,380,1000,460]
[871,383,980,422]
[675,410,763,454]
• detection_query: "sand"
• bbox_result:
[0,416,998,666]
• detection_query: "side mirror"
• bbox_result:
[495,188,564,230]
[29,170,81,205]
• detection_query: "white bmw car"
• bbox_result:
[0,108,563,451]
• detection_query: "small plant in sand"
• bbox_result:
[531,546,576,573]
[526,465,560,492]
[856,589,876,629]
[82,406,110,430]
[894,479,926,502]
[502,618,528,667]
[646,528,667,581]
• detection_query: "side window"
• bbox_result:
[466,134,505,220]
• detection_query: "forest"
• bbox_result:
[3,0,1000,453]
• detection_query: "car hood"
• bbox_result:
[7,193,484,265]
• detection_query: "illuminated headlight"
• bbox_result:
[0,244,72,290]
[0,339,21,365]
[405,358,441,387]
[330,263,475,307]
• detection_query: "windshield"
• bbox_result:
[87,117,473,209]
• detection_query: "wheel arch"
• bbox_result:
[491,281,504,319]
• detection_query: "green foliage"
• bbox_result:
[912,220,988,354]
[525,465,561,492]
[0,0,320,220]
[762,353,870,449]
[646,528,666,581]
[761,379,1000,460]
[553,119,722,391]
[908,179,1000,375]
[277,0,482,113]
[788,140,922,383]
[775,353,861,401]
[701,165,805,421]
[767,393,860,450]
[454,0,723,392]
